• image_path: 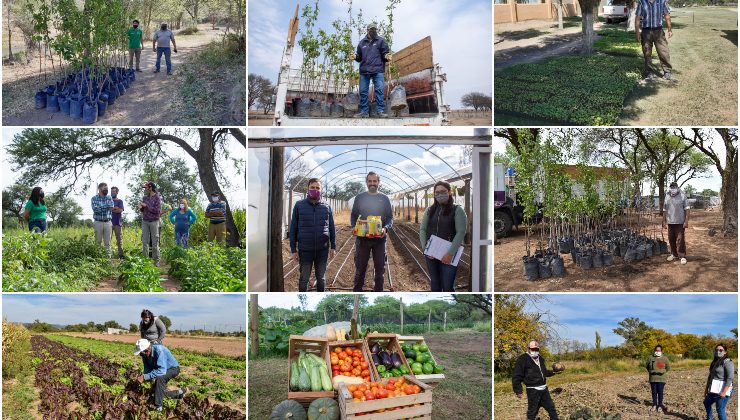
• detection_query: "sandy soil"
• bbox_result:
[59,332,246,357]
[495,367,738,419]
[280,222,472,292]
[3,24,225,126]
[494,211,737,292]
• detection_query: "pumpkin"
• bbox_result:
[270,399,307,420]
[307,397,339,420]
[326,325,337,342]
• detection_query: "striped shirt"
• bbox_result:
[91,194,114,221]
[636,0,670,29]
[206,201,227,224]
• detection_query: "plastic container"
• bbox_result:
[34,91,47,109]
[97,99,108,118]
[69,96,83,119]
[59,96,71,115]
[523,256,539,281]
[46,94,60,112]
[389,85,408,110]
[343,92,360,112]
[82,101,98,124]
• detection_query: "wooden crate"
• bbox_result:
[337,375,432,419]
[328,339,380,382]
[287,335,335,408]
[398,335,446,384]
[365,333,413,380]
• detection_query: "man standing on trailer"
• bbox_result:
[349,23,391,118]
[289,178,337,292]
[663,181,690,265]
[351,172,393,292]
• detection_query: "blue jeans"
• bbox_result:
[426,257,458,292]
[298,249,329,292]
[156,47,172,72]
[175,229,190,248]
[359,72,385,114]
[704,393,731,420]
[650,382,665,407]
[28,219,47,233]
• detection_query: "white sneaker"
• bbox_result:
[680,258,687,265]
[666,255,675,262]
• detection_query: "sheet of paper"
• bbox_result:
[710,379,733,395]
[423,235,464,267]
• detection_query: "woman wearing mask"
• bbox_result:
[169,198,197,248]
[139,309,166,345]
[645,345,670,414]
[24,187,48,233]
[418,181,468,292]
[704,344,734,420]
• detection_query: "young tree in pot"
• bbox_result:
[513,130,542,281]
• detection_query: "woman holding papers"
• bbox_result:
[703,343,734,420]
[419,181,467,292]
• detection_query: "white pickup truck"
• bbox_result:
[599,0,630,24]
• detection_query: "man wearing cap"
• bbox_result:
[349,23,391,118]
[663,181,690,265]
[153,22,177,75]
[512,340,561,420]
[134,339,186,411]
[205,191,227,244]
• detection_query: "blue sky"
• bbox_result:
[523,294,738,347]
[2,294,246,332]
[248,0,492,109]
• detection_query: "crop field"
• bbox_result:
[280,221,472,292]
[494,7,738,126]
[25,334,245,418]
[494,360,738,419]
[2,225,246,292]
[248,331,492,420]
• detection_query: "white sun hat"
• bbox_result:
[134,338,151,355]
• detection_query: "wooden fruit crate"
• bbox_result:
[398,335,446,385]
[287,335,335,408]
[365,333,413,380]
[337,375,432,419]
[328,339,379,382]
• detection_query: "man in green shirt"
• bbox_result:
[128,19,144,72]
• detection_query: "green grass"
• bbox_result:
[45,334,246,405]
[2,370,38,420]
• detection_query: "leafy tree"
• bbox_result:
[129,323,138,333]
[45,191,83,227]
[158,315,172,329]
[494,295,550,374]
[683,184,696,197]
[298,294,308,311]
[103,320,123,330]
[613,317,651,348]
[595,331,602,351]
[2,181,32,225]
[125,157,201,222]
[316,295,368,322]
[6,128,246,246]
[461,92,492,111]
[248,73,274,112]
[701,188,719,197]
[452,294,491,315]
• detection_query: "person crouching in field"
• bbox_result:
[134,339,186,412]
[289,178,337,292]
[140,309,166,345]
[663,181,690,265]
[139,181,162,264]
[91,182,114,255]
[512,340,562,420]
[111,186,125,258]
[704,344,734,420]
[646,345,670,414]
[24,187,47,233]
[169,198,197,248]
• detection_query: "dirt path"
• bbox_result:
[59,332,246,357]
[494,211,737,292]
[3,25,224,126]
[495,367,738,419]
[90,274,181,292]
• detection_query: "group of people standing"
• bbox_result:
[23,182,229,263]
[288,172,467,292]
[512,341,735,420]
[126,19,178,75]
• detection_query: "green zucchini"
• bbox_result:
[290,360,300,391]
[310,365,322,392]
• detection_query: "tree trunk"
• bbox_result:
[581,8,595,55]
[657,181,665,217]
[626,7,637,32]
[6,7,13,61]
[196,129,240,247]
[250,294,259,357]
[721,164,738,234]
[558,0,564,30]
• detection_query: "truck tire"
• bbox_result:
[494,211,513,238]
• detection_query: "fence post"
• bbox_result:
[324,309,327,324]
[415,192,419,224]
[400,297,404,334]
[427,309,431,334]
[444,311,447,332]
[250,295,259,357]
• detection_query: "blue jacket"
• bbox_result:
[289,198,336,253]
[355,35,390,75]
[142,344,179,380]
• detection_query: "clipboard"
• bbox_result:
[423,235,464,267]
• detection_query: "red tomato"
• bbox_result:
[364,390,376,400]
[360,361,369,369]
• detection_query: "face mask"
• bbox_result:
[368,30,377,39]
[102,189,109,196]
[717,351,725,357]
[161,25,167,30]
[39,192,45,198]
[308,189,321,200]
[529,351,539,358]
[435,193,449,203]
[112,193,117,199]
[179,204,185,210]
[670,188,678,196]
[211,196,219,202]
[133,24,139,28]
[655,351,662,357]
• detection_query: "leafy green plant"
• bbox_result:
[164,242,245,292]
[119,255,164,292]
